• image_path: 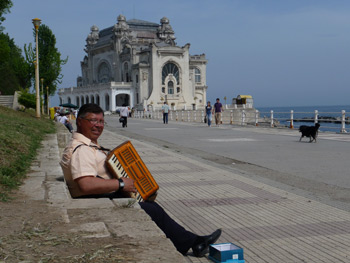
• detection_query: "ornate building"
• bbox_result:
[58,15,208,112]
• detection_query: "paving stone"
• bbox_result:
[69,222,111,238]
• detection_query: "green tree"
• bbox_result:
[18,90,36,110]
[25,24,68,109]
[0,33,31,95]
[0,0,31,95]
[0,0,12,32]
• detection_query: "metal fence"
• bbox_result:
[133,109,349,133]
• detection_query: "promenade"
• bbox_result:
[20,119,350,262]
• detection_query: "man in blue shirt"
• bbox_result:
[161,101,170,124]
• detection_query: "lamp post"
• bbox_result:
[46,86,49,115]
[32,18,41,118]
[40,78,44,114]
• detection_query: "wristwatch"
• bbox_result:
[118,178,125,191]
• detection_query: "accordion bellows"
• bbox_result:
[106,141,159,202]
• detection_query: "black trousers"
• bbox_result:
[163,113,168,124]
[76,193,197,255]
[122,116,127,127]
[139,202,197,255]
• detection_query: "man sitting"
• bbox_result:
[59,103,221,257]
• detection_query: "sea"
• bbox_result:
[255,105,350,133]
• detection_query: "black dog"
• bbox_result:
[299,123,320,142]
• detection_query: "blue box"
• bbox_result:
[209,243,245,263]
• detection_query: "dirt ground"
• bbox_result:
[0,191,141,263]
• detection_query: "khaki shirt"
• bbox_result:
[60,132,111,198]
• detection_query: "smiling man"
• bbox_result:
[60,103,221,257]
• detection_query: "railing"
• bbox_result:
[133,109,349,133]
[258,110,349,133]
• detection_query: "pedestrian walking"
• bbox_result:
[205,101,212,127]
[119,104,129,128]
[213,98,223,126]
[162,101,170,124]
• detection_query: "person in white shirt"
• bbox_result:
[54,111,60,122]
[59,113,73,133]
[119,104,129,128]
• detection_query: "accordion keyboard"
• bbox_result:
[107,154,143,202]
[106,141,159,202]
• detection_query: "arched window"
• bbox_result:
[86,95,89,104]
[98,62,111,83]
[168,81,174,94]
[68,97,71,104]
[105,94,110,111]
[91,95,95,104]
[96,95,100,106]
[81,96,84,106]
[195,68,201,83]
[115,94,130,107]
[76,97,80,107]
[162,63,179,84]
[123,62,129,82]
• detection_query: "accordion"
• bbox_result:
[106,141,159,202]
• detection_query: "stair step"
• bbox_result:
[0,95,14,108]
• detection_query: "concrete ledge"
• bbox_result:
[20,176,45,200]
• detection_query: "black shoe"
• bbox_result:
[192,229,222,257]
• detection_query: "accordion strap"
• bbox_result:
[72,144,111,154]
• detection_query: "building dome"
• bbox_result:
[117,14,126,22]
[160,17,169,24]
[90,25,99,32]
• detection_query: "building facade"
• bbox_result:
[58,15,208,112]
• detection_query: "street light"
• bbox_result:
[46,86,49,115]
[32,18,41,118]
[40,78,44,114]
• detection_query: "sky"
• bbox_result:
[3,0,350,108]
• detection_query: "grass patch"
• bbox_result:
[0,106,56,201]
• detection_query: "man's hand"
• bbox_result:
[120,177,137,193]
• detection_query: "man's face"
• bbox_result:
[77,112,104,143]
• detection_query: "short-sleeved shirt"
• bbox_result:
[162,104,170,113]
[214,102,223,113]
[59,115,68,124]
[60,132,111,198]
[120,107,129,117]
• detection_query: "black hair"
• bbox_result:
[77,103,104,119]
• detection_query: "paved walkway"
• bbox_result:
[99,125,350,263]
[22,123,350,262]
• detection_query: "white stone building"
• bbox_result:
[58,15,208,112]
